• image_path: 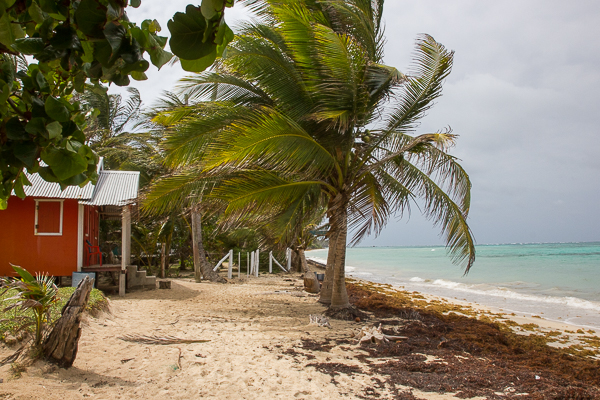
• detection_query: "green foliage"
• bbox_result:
[0,0,235,209]
[150,0,475,274]
[0,265,58,346]
[0,284,107,342]
[168,1,235,72]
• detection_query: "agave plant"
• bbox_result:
[1,265,59,346]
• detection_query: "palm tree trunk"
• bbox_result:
[160,242,167,279]
[298,247,309,273]
[319,194,347,305]
[318,233,336,305]
[291,247,301,272]
[191,207,224,283]
[329,206,349,309]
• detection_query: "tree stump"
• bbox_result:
[303,272,320,294]
[158,280,171,289]
[43,276,93,368]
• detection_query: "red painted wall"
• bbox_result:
[0,197,80,277]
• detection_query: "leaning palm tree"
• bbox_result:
[153,0,475,316]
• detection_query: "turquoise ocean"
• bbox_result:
[306,242,600,329]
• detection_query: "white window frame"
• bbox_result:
[34,199,64,236]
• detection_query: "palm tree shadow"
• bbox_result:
[40,365,138,390]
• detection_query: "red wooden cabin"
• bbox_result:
[0,159,139,295]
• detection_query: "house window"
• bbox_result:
[35,200,63,236]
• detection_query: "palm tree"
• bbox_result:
[153,0,475,315]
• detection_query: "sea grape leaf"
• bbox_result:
[168,5,215,60]
[11,38,45,54]
[131,71,147,80]
[75,0,107,38]
[13,176,26,199]
[60,172,88,187]
[104,22,126,53]
[46,121,63,139]
[28,3,45,24]
[25,118,47,136]
[13,141,38,168]
[0,13,24,47]
[5,117,28,140]
[180,49,217,72]
[49,25,82,50]
[41,147,87,180]
[201,0,218,19]
[45,97,70,122]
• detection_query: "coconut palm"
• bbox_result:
[151,0,475,315]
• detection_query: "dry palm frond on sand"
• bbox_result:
[118,334,210,345]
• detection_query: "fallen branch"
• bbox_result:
[118,334,210,345]
[356,324,407,345]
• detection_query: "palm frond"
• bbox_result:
[391,158,475,272]
[382,34,453,135]
[201,107,338,180]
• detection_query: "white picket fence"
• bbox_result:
[213,248,292,277]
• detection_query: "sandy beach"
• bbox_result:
[1,274,599,399]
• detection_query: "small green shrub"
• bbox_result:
[0,273,108,342]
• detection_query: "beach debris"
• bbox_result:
[120,358,134,364]
[356,324,407,345]
[118,334,210,345]
[176,347,182,370]
[309,314,332,329]
[303,272,320,294]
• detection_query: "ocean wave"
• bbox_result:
[409,277,426,282]
[351,272,373,277]
[426,279,600,311]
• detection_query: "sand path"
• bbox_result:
[0,276,482,399]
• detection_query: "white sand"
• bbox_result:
[0,274,593,399]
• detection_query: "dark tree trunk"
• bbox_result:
[291,248,301,273]
[192,207,225,283]
[43,276,93,368]
[160,241,170,279]
[298,247,309,274]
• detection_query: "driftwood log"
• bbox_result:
[356,324,407,346]
[43,276,93,367]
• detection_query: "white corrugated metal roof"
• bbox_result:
[80,170,140,206]
[17,157,139,206]
[23,172,96,199]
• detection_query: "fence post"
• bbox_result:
[287,248,292,272]
[247,252,250,276]
[238,252,241,278]
[256,250,260,277]
[269,251,272,274]
[228,249,233,279]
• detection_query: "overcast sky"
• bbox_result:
[112,1,600,246]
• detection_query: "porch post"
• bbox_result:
[77,204,84,271]
[120,205,132,297]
